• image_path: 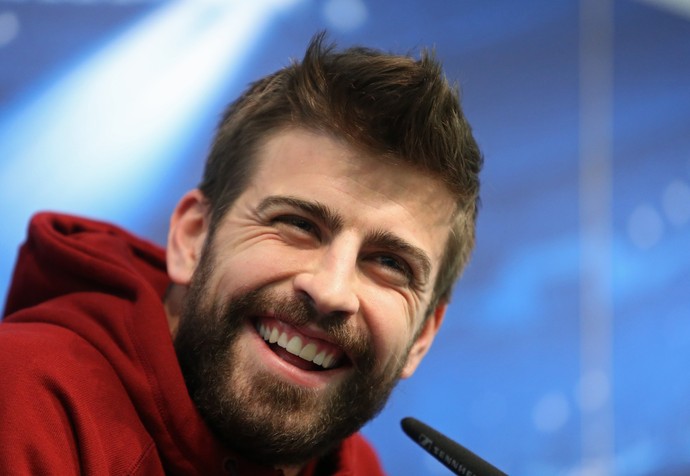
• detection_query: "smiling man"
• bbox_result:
[0,34,482,475]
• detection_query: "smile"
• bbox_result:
[254,318,345,371]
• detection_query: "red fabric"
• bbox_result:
[0,213,387,476]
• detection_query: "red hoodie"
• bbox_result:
[0,213,386,476]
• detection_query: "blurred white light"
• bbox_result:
[662,179,690,226]
[0,11,20,47]
[636,0,690,19]
[1,0,301,214]
[576,370,611,412]
[323,0,368,32]
[565,460,614,476]
[0,0,301,298]
[533,391,570,433]
[627,204,664,249]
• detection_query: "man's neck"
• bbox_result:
[278,465,303,476]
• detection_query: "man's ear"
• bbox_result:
[400,300,448,379]
[167,189,210,286]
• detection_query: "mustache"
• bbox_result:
[221,288,374,370]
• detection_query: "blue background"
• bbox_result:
[1,1,689,474]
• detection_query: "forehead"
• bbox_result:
[248,128,456,259]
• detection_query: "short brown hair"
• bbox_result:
[199,32,482,308]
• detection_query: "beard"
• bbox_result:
[173,247,409,467]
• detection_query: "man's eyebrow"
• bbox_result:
[366,229,432,285]
[256,195,343,232]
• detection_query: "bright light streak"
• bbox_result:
[1,0,299,211]
[636,0,690,19]
[0,0,300,295]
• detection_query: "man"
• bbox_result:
[0,33,482,475]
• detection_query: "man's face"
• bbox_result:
[171,128,456,466]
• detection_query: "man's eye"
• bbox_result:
[372,254,414,282]
[273,215,319,238]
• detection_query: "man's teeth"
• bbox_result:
[258,323,337,369]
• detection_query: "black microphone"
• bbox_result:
[401,417,508,476]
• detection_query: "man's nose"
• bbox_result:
[292,243,360,318]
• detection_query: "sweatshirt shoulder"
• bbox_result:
[0,319,114,389]
[0,320,163,475]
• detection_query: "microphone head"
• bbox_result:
[401,417,507,476]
